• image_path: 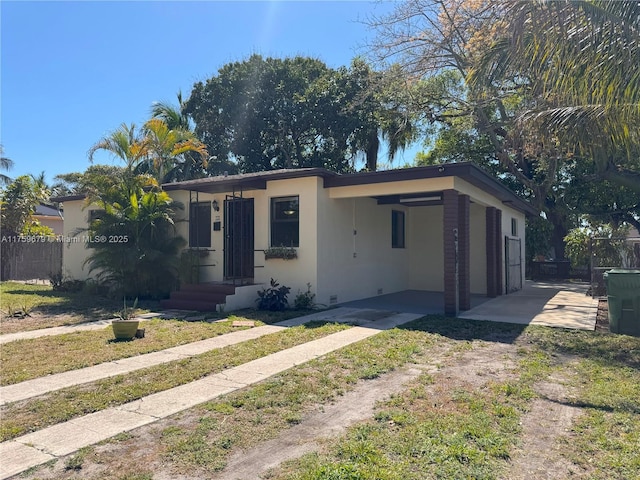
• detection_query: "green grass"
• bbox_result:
[0,318,257,385]
[7,314,640,480]
[0,281,151,317]
[0,321,349,442]
[522,327,640,479]
[158,320,451,475]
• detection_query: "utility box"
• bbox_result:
[604,269,640,336]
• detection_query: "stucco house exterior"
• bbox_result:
[58,162,536,315]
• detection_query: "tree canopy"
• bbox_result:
[183,54,418,173]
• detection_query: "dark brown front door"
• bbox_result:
[224,197,254,280]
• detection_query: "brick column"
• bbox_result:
[486,207,498,297]
[458,194,471,311]
[443,190,459,316]
[495,209,503,296]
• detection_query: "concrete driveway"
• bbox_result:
[341,281,597,331]
[459,281,597,330]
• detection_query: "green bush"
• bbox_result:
[256,278,290,311]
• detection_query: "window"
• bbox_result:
[392,210,405,248]
[189,202,211,248]
[271,196,299,247]
[511,218,518,237]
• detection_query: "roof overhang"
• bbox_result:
[51,163,537,216]
[163,168,338,194]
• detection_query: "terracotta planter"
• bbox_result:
[112,320,140,340]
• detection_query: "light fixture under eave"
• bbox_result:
[212,200,220,211]
[399,196,441,203]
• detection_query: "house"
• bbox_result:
[58,162,536,315]
[33,204,64,235]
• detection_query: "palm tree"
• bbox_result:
[139,118,208,183]
[88,123,148,173]
[345,60,417,171]
[83,172,185,298]
[473,0,640,191]
[0,145,14,185]
[151,91,192,131]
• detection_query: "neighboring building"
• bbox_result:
[33,204,64,235]
[57,163,536,315]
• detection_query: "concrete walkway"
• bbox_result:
[0,307,362,405]
[459,281,598,330]
[0,309,421,479]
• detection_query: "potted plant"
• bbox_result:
[112,297,140,340]
[263,245,297,260]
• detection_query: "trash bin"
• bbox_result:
[604,269,640,336]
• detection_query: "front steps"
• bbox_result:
[160,283,237,311]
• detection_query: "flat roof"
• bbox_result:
[53,163,537,215]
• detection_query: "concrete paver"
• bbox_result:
[0,310,422,479]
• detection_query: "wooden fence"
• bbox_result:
[1,240,63,281]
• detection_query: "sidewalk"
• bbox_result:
[0,309,421,479]
[0,307,362,405]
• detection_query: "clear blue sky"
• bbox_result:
[2,0,417,184]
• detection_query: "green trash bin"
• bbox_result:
[604,269,640,336]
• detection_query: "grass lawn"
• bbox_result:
[0,282,158,334]
[0,321,349,442]
[0,318,260,385]
[6,314,640,480]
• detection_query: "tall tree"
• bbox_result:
[184,55,418,173]
[339,59,419,171]
[185,55,353,173]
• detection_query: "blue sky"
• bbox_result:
[2,0,417,184]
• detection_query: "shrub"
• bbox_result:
[256,278,290,311]
[294,282,316,310]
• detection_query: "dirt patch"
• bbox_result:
[503,372,585,479]
[214,365,428,480]
[0,312,89,335]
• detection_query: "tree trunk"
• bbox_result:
[365,130,379,171]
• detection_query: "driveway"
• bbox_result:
[341,281,597,331]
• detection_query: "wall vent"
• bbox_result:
[377,288,383,295]
[329,295,338,304]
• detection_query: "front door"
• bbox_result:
[505,236,522,293]
[224,197,254,281]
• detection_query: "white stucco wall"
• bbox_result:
[252,176,320,298]
[59,171,528,307]
[59,200,94,280]
[408,206,444,291]
[315,193,412,306]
